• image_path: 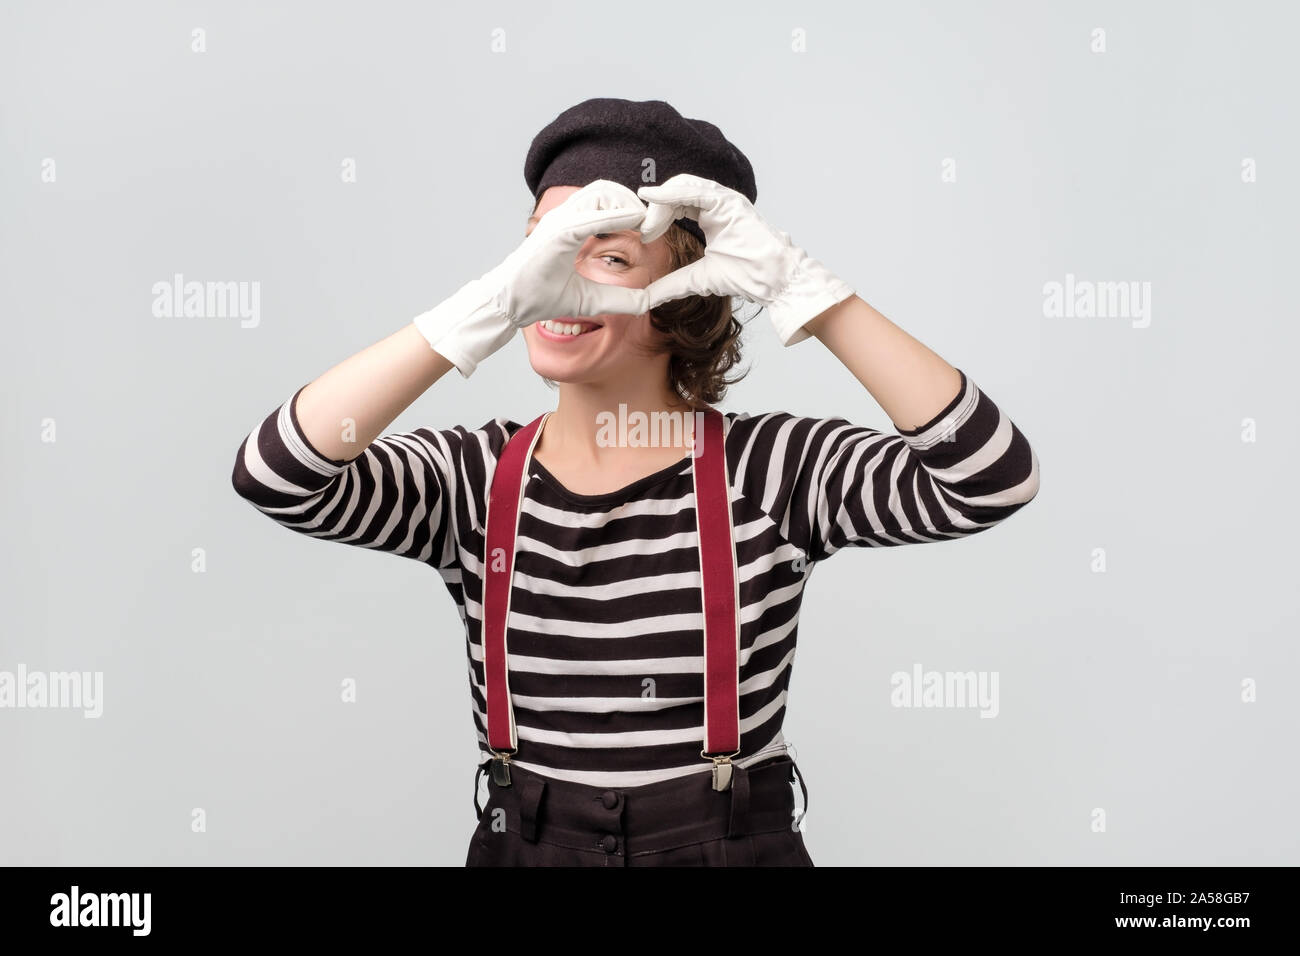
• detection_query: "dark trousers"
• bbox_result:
[466,754,813,867]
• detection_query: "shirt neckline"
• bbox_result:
[529,452,694,507]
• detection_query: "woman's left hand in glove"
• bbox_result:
[636,173,855,345]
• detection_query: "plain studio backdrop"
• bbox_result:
[2,0,1297,867]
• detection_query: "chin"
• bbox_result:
[526,354,602,385]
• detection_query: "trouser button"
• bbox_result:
[601,790,620,809]
[598,834,618,853]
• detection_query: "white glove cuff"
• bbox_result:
[764,255,855,346]
[412,279,515,379]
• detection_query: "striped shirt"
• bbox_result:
[231,368,1039,787]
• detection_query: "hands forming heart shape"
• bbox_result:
[518,175,854,345]
[412,175,854,378]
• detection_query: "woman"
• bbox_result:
[231,97,1040,866]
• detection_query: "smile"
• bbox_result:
[537,318,603,340]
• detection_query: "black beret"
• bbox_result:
[524,97,757,247]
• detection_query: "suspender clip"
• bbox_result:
[703,749,740,792]
[490,749,515,787]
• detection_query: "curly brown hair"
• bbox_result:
[537,221,749,409]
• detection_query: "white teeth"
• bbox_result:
[541,319,596,336]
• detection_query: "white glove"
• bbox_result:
[636,174,854,346]
[413,179,652,377]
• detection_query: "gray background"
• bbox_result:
[3,0,1296,866]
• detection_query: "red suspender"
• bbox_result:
[482,408,741,791]
[691,407,742,790]
[481,413,547,786]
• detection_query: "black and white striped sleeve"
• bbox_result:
[230,385,486,570]
[733,368,1040,562]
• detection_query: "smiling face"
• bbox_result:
[521,185,676,387]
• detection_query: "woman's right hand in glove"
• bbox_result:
[412,179,652,377]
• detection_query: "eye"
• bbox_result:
[598,254,629,267]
